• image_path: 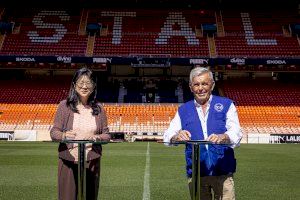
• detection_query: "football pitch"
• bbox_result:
[0,141,299,200]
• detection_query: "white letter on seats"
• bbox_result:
[155,12,199,45]
[241,13,277,45]
[28,10,69,43]
[101,11,136,45]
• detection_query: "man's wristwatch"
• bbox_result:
[219,134,229,143]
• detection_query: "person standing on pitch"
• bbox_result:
[50,67,110,200]
[163,67,242,200]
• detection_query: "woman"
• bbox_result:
[50,67,110,200]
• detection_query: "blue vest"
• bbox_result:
[178,95,236,177]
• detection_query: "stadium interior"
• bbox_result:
[0,0,299,142]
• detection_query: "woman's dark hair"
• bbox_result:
[67,67,100,115]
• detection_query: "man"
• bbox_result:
[163,67,242,200]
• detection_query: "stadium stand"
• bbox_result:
[0,5,299,142]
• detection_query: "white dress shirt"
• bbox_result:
[163,96,242,148]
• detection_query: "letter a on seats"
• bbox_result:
[155,12,199,45]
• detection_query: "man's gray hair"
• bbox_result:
[189,67,214,85]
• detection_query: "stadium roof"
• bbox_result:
[0,0,298,9]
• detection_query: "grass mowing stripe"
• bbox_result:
[142,142,150,200]
[99,142,145,200]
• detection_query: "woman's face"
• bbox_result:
[75,75,94,101]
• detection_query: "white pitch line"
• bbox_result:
[142,142,150,200]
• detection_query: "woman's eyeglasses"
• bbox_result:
[75,81,94,88]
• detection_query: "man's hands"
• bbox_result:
[171,130,191,142]
[171,131,230,144]
[207,133,230,144]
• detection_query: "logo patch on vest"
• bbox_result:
[214,103,224,112]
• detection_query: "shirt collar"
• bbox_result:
[194,95,213,108]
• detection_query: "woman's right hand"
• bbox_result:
[63,130,77,140]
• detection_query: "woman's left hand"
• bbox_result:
[98,134,111,142]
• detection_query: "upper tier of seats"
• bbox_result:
[215,10,300,58]
[91,9,211,57]
[0,8,299,58]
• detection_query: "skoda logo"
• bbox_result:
[214,103,224,112]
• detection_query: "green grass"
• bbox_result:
[0,142,300,200]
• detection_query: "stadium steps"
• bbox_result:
[282,25,292,37]
[78,8,88,36]
[100,26,108,36]
[0,8,4,18]
[208,36,217,57]
[217,85,225,97]
[0,34,5,50]
[176,83,184,103]
[297,35,300,46]
[12,23,21,34]
[195,26,203,37]
[215,11,225,37]
[86,35,95,56]
[118,83,126,103]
